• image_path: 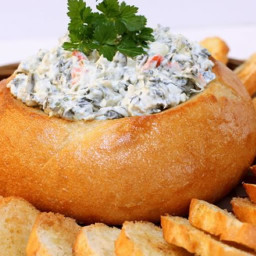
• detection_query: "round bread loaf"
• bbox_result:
[0,60,256,224]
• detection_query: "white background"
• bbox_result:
[0,0,256,65]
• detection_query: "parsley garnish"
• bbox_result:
[63,0,154,61]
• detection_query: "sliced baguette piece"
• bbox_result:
[0,196,39,256]
[235,53,256,96]
[73,223,120,256]
[250,165,256,174]
[115,221,192,256]
[231,197,256,225]
[189,199,256,251]
[26,212,80,256]
[200,37,229,64]
[161,215,255,256]
[244,183,256,203]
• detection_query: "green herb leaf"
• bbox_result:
[98,45,116,60]
[96,0,120,17]
[64,0,154,60]
[93,23,117,45]
[81,5,93,21]
[120,2,138,17]
[117,39,145,57]
[121,15,146,32]
[67,0,86,19]
[115,20,126,34]
[63,42,77,50]
[138,27,155,42]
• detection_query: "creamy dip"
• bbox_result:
[7,26,215,121]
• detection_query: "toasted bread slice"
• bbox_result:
[250,165,256,175]
[73,223,120,256]
[26,212,80,256]
[235,53,256,96]
[244,183,256,203]
[189,199,256,251]
[161,215,254,256]
[231,197,256,225]
[0,196,39,256]
[200,37,229,64]
[115,221,191,256]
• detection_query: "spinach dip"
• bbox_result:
[7,26,216,121]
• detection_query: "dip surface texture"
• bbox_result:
[7,26,215,120]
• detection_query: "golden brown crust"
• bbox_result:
[115,224,138,256]
[115,221,190,256]
[26,212,80,256]
[73,223,120,256]
[200,37,229,64]
[253,98,256,111]
[161,216,255,256]
[235,53,256,96]
[231,197,256,225]
[0,61,256,224]
[189,199,256,251]
[244,183,256,204]
[0,196,39,256]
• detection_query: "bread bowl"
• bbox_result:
[1,0,256,224]
[0,58,256,224]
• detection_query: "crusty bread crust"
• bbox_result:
[74,223,120,256]
[161,216,255,256]
[231,197,256,225]
[189,199,256,251]
[235,53,256,96]
[244,183,256,204]
[252,98,256,110]
[26,212,80,256]
[115,221,190,256]
[0,197,39,255]
[200,37,229,64]
[0,61,256,224]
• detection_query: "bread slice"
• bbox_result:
[189,198,256,251]
[73,223,120,256]
[0,196,39,256]
[250,165,256,174]
[231,197,256,225]
[161,215,254,256]
[26,212,80,256]
[244,183,256,203]
[115,221,191,256]
[200,37,229,64]
[235,53,256,96]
